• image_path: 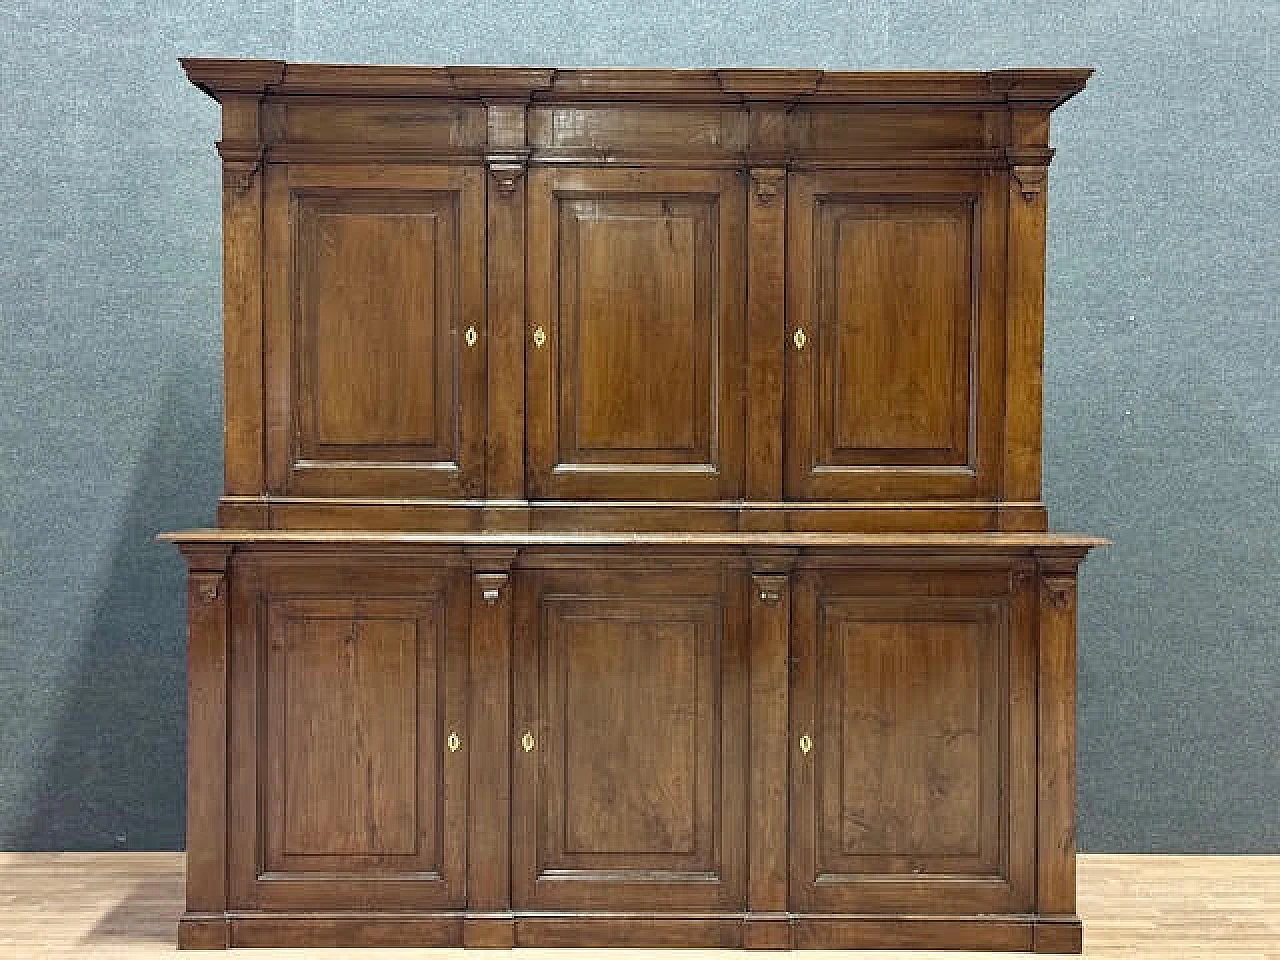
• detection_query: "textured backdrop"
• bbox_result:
[1,0,1276,852]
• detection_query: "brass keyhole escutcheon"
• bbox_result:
[521,731,536,753]
[799,734,813,755]
[447,731,461,753]
[464,325,478,348]
[792,328,808,350]
[532,325,547,349]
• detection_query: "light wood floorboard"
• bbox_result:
[0,853,1275,958]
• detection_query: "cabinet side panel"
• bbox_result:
[220,96,266,499]
[185,560,230,914]
[1003,170,1048,507]
[1036,564,1080,916]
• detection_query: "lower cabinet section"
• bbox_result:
[173,536,1094,952]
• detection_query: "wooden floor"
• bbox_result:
[0,854,1275,958]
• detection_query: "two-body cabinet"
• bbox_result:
[168,61,1102,952]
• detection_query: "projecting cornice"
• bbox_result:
[180,59,1093,108]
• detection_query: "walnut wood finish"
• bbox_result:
[189,59,1091,531]
[169,535,1102,950]
[789,567,1035,915]
[171,61,1100,951]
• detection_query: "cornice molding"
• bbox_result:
[179,59,1093,109]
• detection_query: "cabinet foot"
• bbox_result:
[743,913,793,949]
[463,914,516,948]
[1034,917,1084,953]
[177,914,229,950]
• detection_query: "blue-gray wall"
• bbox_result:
[1,1,1276,852]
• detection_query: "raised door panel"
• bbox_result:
[228,562,468,911]
[785,171,1006,500]
[265,165,485,497]
[790,568,1034,914]
[512,567,748,910]
[527,168,746,499]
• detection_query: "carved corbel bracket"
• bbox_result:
[749,167,787,205]
[475,572,509,606]
[467,547,519,606]
[486,154,529,196]
[196,577,223,605]
[1041,576,1076,610]
[217,141,267,194]
[1011,165,1048,200]
[753,574,788,604]
[1006,147,1055,201]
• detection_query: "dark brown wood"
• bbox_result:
[172,61,1100,952]
[1034,918,1085,953]
[483,103,528,516]
[792,917,1035,951]
[526,166,747,500]
[217,95,265,510]
[225,557,469,912]
[511,564,748,911]
[463,551,515,948]
[177,915,230,949]
[1001,109,1055,531]
[1036,550,1087,921]
[789,565,1035,914]
[746,562,792,927]
[180,547,231,930]
[161,529,1108,548]
[785,169,1006,502]
[744,162,787,514]
[181,60,1091,106]
[264,164,486,498]
[183,58,1096,532]
[227,914,461,948]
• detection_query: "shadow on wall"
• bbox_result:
[14,356,218,851]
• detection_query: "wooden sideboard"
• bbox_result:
[166,60,1103,952]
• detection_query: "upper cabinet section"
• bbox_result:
[183,61,1090,531]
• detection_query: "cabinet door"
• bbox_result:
[264,164,486,497]
[785,171,1006,500]
[512,566,748,910]
[228,560,468,911]
[526,168,747,499]
[789,567,1035,914]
